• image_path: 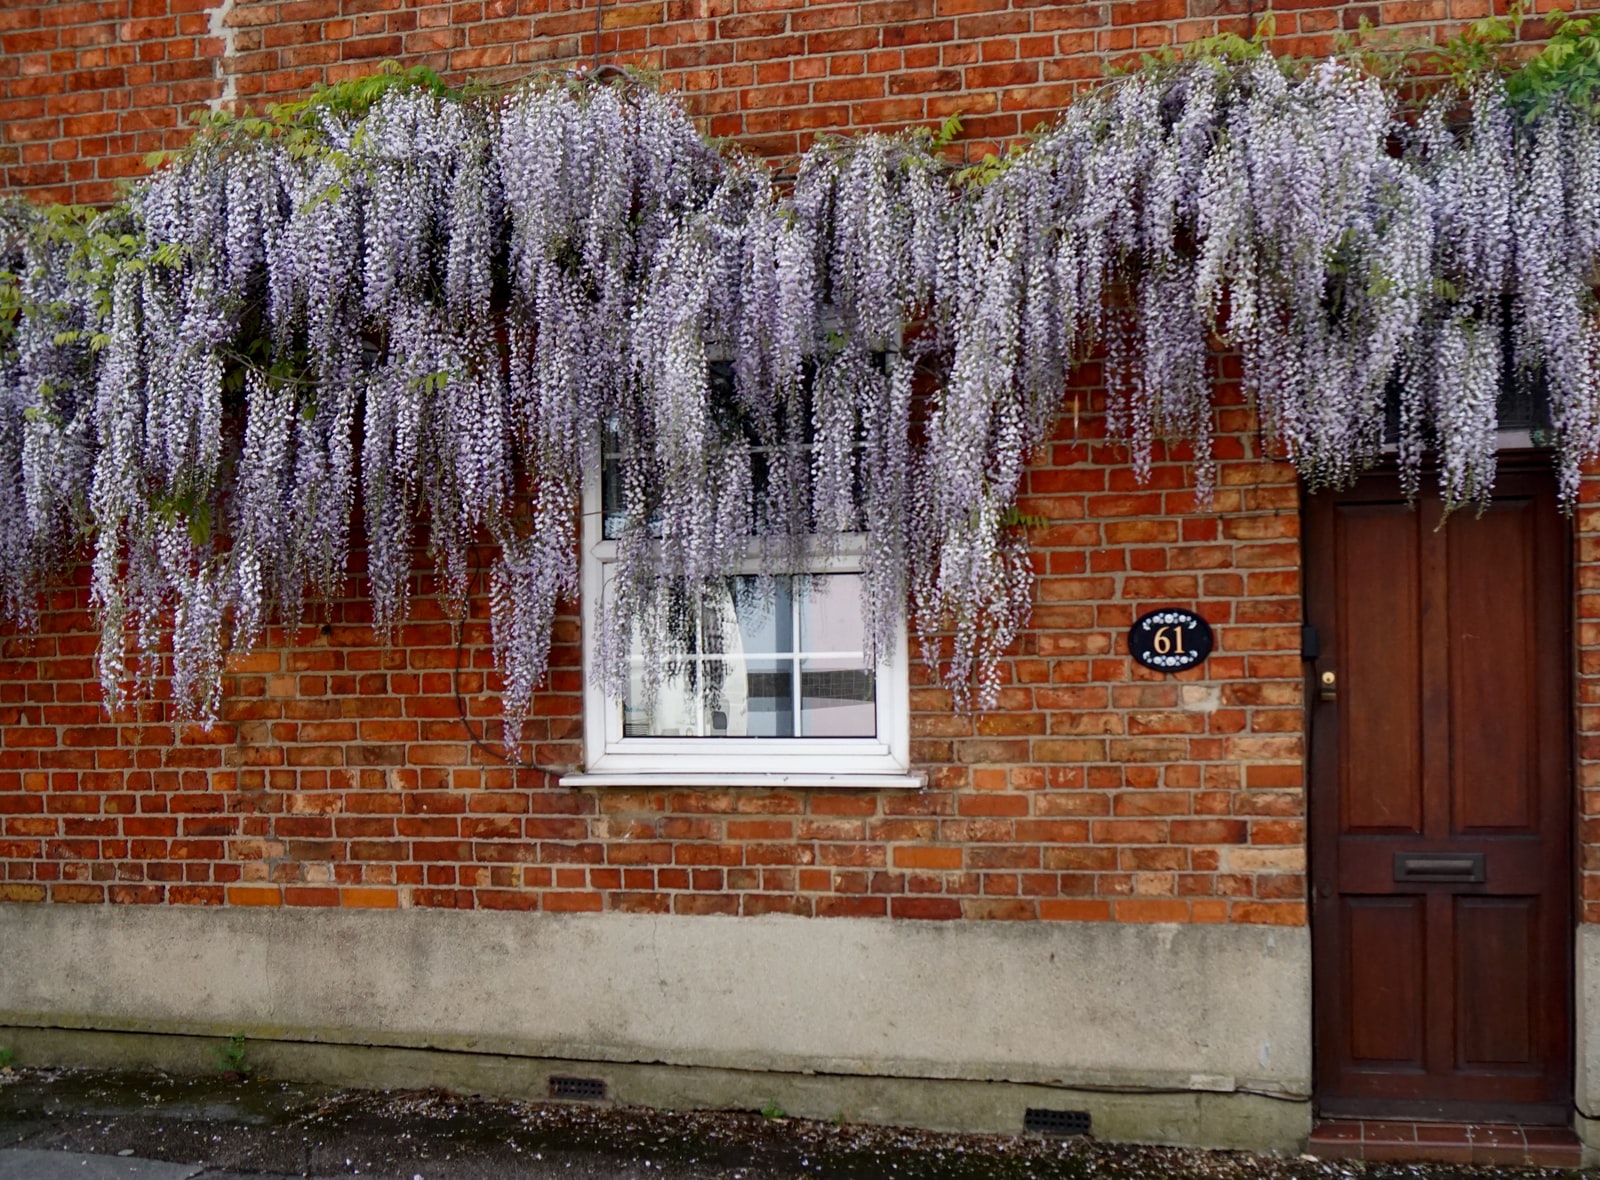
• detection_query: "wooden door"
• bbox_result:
[1306,464,1573,1122]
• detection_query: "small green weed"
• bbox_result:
[213,1033,251,1079]
[0,1046,14,1070]
[759,1098,786,1119]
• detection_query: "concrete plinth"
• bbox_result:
[0,906,1313,1151]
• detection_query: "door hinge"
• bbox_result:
[1301,625,1320,660]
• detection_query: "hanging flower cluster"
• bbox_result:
[0,203,99,632]
[971,57,1595,508]
[2,56,1600,740]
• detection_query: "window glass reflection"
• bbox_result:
[620,573,874,739]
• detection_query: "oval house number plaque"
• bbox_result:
[1129,608,1213,673]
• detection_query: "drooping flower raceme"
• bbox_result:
[2,62,1600,742]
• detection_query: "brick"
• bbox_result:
[226,886,282,906]
[892,845,962,870]
[284,885,339,906]
[890,896,962,920]
[1040,899,1110,921]
[1114,898,1190,922]
[544,890,603,912]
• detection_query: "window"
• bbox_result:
[563,433,916,789]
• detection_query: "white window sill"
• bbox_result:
[559,770,927,790]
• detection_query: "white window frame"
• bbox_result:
[560,445,920,790]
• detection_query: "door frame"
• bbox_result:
[1303,454,1578,1123]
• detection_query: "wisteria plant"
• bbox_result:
[4,29,1600,744]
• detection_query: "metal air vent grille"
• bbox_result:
[548,1075,608,1101]
[1023,1107,1092,1137]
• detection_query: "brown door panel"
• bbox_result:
[1341,895,1427,1068]
[1307,464,1572,1122]
[1335,501,1425,836]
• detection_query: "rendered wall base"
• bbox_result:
[0,1026,1311,1152]
[0,906,1312,1151]
[1575,926,1600,1163]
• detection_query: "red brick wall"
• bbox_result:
[0,358,1308,923]
[9,0,1589,931]
[0,1,227,207]
[1577,478,1600,924]
[2,0,1533,205]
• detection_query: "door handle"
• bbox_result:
[1393,852,1485,883]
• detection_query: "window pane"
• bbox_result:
[623,661,700,737]
[800,661,876,737]
[601,456,626,540]
[799,574,865,652]
[601,425,627,540]
[798,576,873,736]
[704,657,795,737]
[703,578,793,656]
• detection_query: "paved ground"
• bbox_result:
[0,1147,303,1178]
[0,1066,1593,1179]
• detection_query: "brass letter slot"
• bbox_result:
[1393,852,1485,884]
